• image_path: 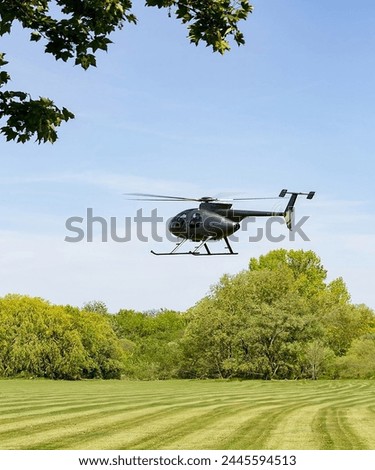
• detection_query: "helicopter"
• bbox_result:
[126,189,315,256]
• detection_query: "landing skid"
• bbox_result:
[151,237,238,256]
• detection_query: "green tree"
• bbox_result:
[180,297,238,378]
[249,249,327,298]
[181,249,375,380]
[114,308,185,379]
[338,336,375,379]
[314,278,374,357]
[303,340,335,380]
[0,295,87,378]
[181,264,320,380]
[83,300,108,315]
[0,294,125,379]
[0,0,253,143]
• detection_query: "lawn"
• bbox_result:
[0,379,374,450]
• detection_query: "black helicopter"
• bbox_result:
[126,189,315,256]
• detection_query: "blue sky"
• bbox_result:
[0,0,374,312]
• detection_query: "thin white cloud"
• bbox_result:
[0,171,201,194]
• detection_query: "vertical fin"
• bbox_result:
[279,190,315,231]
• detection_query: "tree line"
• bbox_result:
[0,249,374,380]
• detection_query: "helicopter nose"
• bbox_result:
[168,217,186,235]
[169,219,179,232]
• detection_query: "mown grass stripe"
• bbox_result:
[0,380,374,450]
[1,402,194,449]
[24,403,226,450]
[160,404,281,450]
[312,404,370,450]
[128,404,256,450]
[220,403,308,449]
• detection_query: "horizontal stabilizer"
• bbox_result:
[279,189,315,200]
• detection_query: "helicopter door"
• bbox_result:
[189,212,202,228]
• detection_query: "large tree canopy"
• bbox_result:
[0,0,253,143]
[0,294,125,379]
[181,249,375,380]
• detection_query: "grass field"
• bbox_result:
[0,379,374,450]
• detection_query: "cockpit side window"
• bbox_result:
[189,211,202,227]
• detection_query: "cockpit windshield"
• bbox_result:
[170,212,187,231]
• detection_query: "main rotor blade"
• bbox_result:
[124,193,282,202]
[230,196,282,201]
[123,193,203,202]
[208,196,282,202]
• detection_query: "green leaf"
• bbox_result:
[30,31,42,42]
[0,71,10,85]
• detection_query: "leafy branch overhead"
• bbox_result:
[0,0,253,144]
[0,53,74,143]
